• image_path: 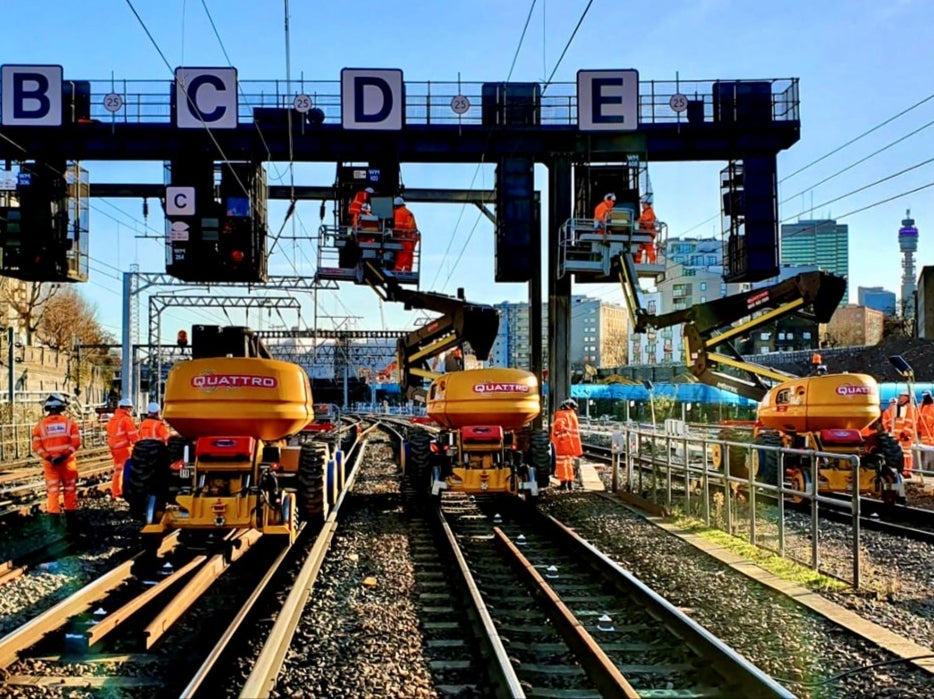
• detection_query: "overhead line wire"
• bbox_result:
[681,88,934,238]
[781,90,934,182]
[432,0,538,292]
[124,0,252,203]
[540,0,595,97]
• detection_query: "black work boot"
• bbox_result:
[64,511,87,540]
[45,513,66,535]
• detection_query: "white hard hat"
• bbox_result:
[364,187,374,194]
[147,402,161,415]
[43,393,67,411]
[605,193,616,202]
[393,196,405,206]
[118,398,133,409]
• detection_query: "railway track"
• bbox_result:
[0,431,369,697]
[427,493,793,698]
[0,447,114,519]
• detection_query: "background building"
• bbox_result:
[490,301,534,369]
[857,286,897,316]
[918,266,934,340]
[822,305,885,347]
[490,297,628,373]
[569,296,628,374]
[781,219,849,303]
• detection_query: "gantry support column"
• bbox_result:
[547,158,573,419]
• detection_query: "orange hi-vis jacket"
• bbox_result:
[918,402,934,444]
[593,200,614,229]
[107,408,140,453]
[638,205,657,236]
[882,402,897,432]
[893,401,918,442]
[348,190,369,226]
[394,205,417,236]
[139,417,171,443]
[551,408,583,457]
[32,414,82,465]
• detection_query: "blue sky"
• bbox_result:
[2,0,933,342]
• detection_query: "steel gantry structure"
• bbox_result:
[0,67,800,411]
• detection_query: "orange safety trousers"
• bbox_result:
[555,455,575,484]
[395,236,417,272]
[44,458,78,513]
[111,447,131,498]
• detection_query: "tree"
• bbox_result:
[36,287,114,360]
[0,280,59,343]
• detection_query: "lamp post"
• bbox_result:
[642,379,656,431]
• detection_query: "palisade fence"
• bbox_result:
[603,424,931,590]
[0,406,109,462]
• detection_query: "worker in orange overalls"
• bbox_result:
[892,391,918,475]
[31,393,82,530]
[551,399,583,490]
[593,193,615,232]
[917,391,934,471]
[634,197,657,263]
[139,402,171,443]
[882,397,897,433]
[392,196,420,272]
[347,186,374,228]
[106,398,139,498]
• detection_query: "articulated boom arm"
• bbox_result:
[360,261,500,400]
[616,254,847,401]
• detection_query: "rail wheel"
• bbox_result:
[787,467,810,504]
[297,442,328,526]
[125,439,169,521]
[529,428,552,490]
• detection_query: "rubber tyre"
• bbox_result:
[529,429,552,489]
[407,430,432,495]
[166,435,189,464]
[876,432,905,474]
[125,439,170,521]
[297,442,327,526]
[714,427,752,478]
[753,432,783,486]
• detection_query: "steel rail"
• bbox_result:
[85,554,208,647]
[433,508,527,699]
[144,528,263,649]
[0,532,179,668]
[179,530,298,698]
[238,436,368,698]
[537,512,795,698]
[494,526,639,698]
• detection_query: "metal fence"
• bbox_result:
[0,416,108,462]
[609,425,869,588]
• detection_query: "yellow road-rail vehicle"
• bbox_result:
[611,253,905,504]
[355,260,554,500]
[125,326,351,544]
[411,367,552,499]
